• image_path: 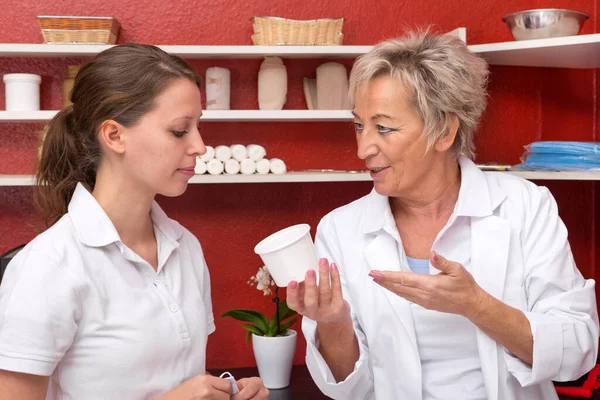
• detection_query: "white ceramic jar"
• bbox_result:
[3,73,42,111]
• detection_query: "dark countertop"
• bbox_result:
[209,364,598,400]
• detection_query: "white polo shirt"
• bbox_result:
[0,183,215,399]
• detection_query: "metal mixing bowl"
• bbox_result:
[502,9,589,41]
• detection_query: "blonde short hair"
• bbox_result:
[349,31,489,159]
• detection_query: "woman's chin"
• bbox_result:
[373,182,395,197]
[159,182,189,198]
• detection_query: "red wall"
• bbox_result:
[0,0,598,369]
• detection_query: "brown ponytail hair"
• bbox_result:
[35,44,202,226]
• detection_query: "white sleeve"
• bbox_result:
[0,248,82,376]
[503,186,599,386]
[198,243,215,335]
[303,216,374,399]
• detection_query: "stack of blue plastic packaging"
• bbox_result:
[514,141,600,171]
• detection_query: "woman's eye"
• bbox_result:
[353,122,364,133]
[172,130,188,137]
[377,125,394,135]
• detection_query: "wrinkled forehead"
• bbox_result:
[352,74,416,114]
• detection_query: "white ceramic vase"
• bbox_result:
[257,56,287,110]
[251,329,297,389]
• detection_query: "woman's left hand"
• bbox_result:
[232,377,269,400]
[369,251,486,318]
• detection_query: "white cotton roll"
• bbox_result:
[194,159,207,175]
[207,159,224,175]
[269,158,287,175]
[225,159,241,175]
[230,144,248,162]
[205,67,231,110]
[240,158,256,175]
[256,158,271,175]
[215,145,232,162]
[200,146,215,162]
[247,144,266,162]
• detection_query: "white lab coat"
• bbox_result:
[303,157,599,400]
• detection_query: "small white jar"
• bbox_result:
[3,73,42,111]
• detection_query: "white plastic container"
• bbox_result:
[254,224,318,287]
[3,74,41,111]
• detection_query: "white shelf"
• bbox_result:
[0,43,371,59]
[0,111,58,122]
[188,171,371,184]
[0,175,35,186]
[0,172,370,186]
[2,170,600,187]
[2,32,600,67]
[0,110,354,123]
[507,170,600,181]
[470,33,600,69]
[200,110,352,121]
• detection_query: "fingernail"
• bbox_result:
[331,263,338,271]
[289,281,297,289]
[319,258,328,267]
[369,271,384,279]
[307,270,316,279]
[432,251,439,262]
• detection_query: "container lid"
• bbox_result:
[3,74,42,83]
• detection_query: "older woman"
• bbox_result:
[286,32,599,400]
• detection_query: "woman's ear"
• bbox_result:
[434,114,459,152]
[98,120,126,154]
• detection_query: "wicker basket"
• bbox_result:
[250,17,344,46]
[36,16,120,44]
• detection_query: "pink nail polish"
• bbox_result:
[289,281,297,289]
[369,271,384,279]
[432,251,439,262]
[319,258,328,267]
[307,270,316,279]
[331,263,338,271]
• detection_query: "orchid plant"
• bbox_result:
[222,266,298,343]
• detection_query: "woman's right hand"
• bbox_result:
[286,258,351,324]
[156,374,231,400]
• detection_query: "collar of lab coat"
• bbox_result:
[360,156,508,234]
[68,182,184,247]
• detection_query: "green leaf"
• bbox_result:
[241,323,265,337]
[222,309,269,333]
[245,330,252,344]
[278,317,299,335]
[267,317,277,337]
[277,299,298,322]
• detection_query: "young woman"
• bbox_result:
[0,44,268,400]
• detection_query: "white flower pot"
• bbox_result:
[252,329,297,389]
